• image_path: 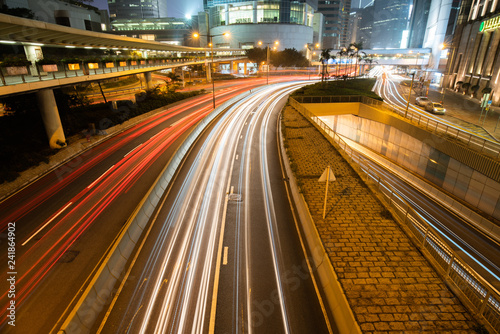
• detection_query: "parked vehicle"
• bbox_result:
[425,102,446,115]
[415,96,430,107]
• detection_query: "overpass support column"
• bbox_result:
[144,72,153,90]
[36,89,66,149]
[244,62,248,75]
[206,62,212,82]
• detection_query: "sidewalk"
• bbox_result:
[282,105,480,332]
[423,84,499,141]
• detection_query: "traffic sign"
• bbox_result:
[488,100,492,105]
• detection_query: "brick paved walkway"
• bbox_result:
[282,105,480,333]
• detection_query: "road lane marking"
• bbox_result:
[236,154,239,160]
[22,202,73,246]
[124,143,142,157]
[87,164,115,189]
[223,247,228,265]
[209,130,240,333]
[169,115,190,128]
[230,186,234,195]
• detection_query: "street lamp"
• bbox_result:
[193,31,230,108]
[405,72,415,118]
[440,43,457,106]
[259,40,279,84]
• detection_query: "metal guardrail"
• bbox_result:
[292,95,500,160]
[290,97,500,333]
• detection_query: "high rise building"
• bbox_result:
[444,0,500,105]
[408,0,431,48]
[317,0,352,49]
[108,0,168,20]
[371,0,412,49]
[202,0,320,50]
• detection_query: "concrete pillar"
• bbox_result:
[144,72,153,90]
[230,61,234,74]
[36,89,66,149]
[206,60,212,82]
[244,62,248,75]
[181,69,185,88]
[225,4,229,25]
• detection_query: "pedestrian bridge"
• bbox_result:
[313,48,431,67]
[0,13,247,96]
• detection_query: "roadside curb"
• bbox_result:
[277,108,361,334]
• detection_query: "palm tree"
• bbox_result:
[360,54,377,76]
[337,47,348,78]
[348,42,363,77]
[320,48,332,83]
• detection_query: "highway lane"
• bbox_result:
[97,82,333,333]
[0,83,262,333]
[339,135,500,291]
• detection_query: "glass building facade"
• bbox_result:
[108,0,167,20]
[205,1,316,27]
[202,0,319,50]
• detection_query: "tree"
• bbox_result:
[0,5,35,19]
[164,71,182,92]
[360,54,377,75]
[271,48,310,67]
[348,42,363,77]
[337,48,348,79]
[245,48,267,65]
[320,49,332,83]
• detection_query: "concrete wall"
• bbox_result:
[319,113,500,220]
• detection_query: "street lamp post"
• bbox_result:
[405,72,416,118]
[193,32,229,108]
[259,40,279,85]
[305,43,320,80]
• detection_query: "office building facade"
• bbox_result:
[317,0,351,49]
[203,0,320,50]
[108,0,167,20]
[444,0,500,105]
[371,0,412,49]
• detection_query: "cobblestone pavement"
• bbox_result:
[282,105,480,333]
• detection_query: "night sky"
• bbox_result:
[92,0,204,18]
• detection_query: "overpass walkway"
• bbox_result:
[0,57,245,97]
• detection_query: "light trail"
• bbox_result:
[103,81,314,333]
[0,85,249,327]
[340,135,500,284]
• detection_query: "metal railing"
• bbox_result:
[290,97,500,333]
[0,56,244,87]
[292,95,500,160]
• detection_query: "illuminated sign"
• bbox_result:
[480,15,500,32]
